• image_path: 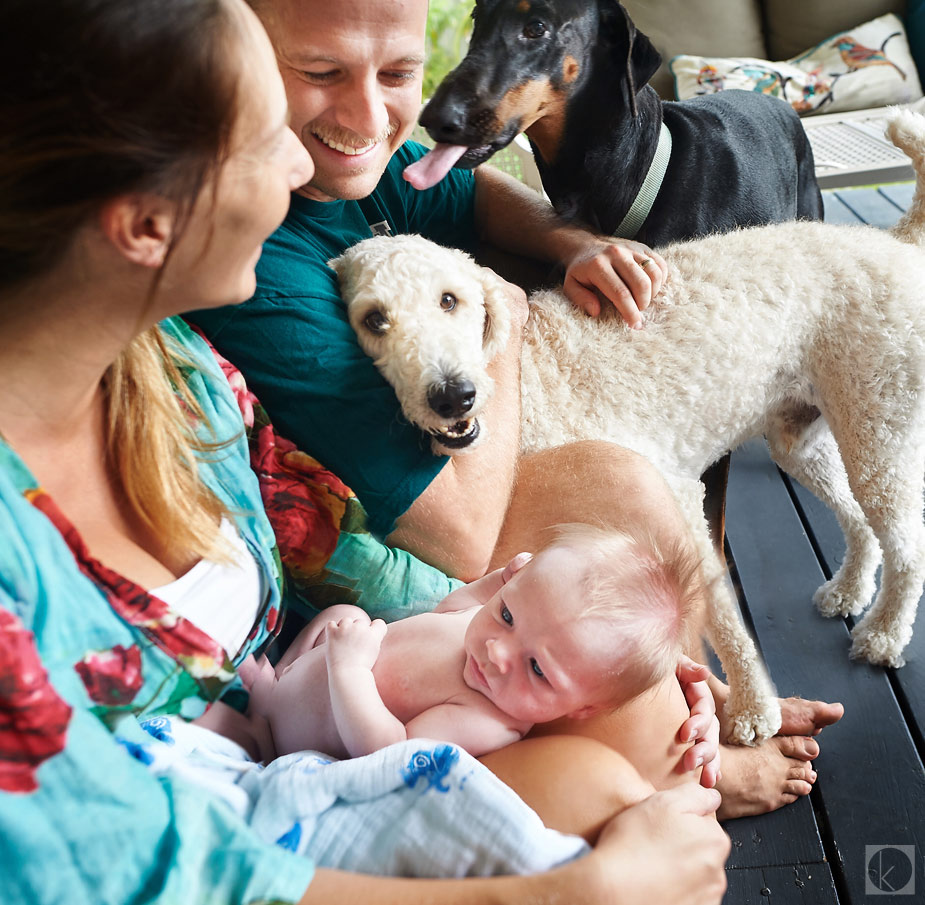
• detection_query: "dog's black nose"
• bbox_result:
[420,99,469,144]
[427,379,476,418]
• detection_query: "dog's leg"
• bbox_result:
[765,406,881,618]
[820,387,925,666]
[670,477,781,745]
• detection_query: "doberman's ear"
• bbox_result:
[600,1,662,116]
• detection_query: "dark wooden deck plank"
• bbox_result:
[723,440,925,904]
[725,863,839,904]
[785,478,925,756]
[724,795,825,869]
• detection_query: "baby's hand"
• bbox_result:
[325,617,387,672]
[502,551,533,583]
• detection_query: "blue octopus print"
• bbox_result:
[275,822,303,853]
[401,745,460,792]
[116,738,155,766]
[140,715,176,746]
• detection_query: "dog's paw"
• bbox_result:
[850,620,909,667]
[813,576,871,618]
[726,696,783,746]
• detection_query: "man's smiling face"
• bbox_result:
[260,0,427,202]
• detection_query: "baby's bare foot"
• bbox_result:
[716,736,818,819]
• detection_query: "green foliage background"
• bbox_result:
[424,0,474,98]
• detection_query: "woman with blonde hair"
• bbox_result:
[0,0,729,901]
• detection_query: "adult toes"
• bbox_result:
[777,735,819,760]
[778,697,843,735]
[783,778,814,799]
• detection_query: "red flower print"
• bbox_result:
[0,609,72,793]
[74,644,143,708]
[251,424,350,579]
[27,489,235,691]
[189,326,258,430]
[217,358,257,430]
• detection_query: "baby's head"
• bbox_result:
[463,523,702,726]
[542,523,703,708]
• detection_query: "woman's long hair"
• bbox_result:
[1,0,246,560]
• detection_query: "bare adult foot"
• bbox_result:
[777,696,844,737]
[716,735,818,819]
[707,676,844,740]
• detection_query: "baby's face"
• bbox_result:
[463,546,618,724]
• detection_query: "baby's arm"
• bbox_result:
[432,552,533,613]
[405,701,526,757]
[325,616,408,758]
[326,617,526,758]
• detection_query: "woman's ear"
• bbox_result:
[477,266,513,362]
[99,193,177,268]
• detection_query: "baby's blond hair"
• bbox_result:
[538,523,704,706]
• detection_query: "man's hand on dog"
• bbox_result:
[563,238,667,327]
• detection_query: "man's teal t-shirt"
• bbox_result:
[189,142,477,538]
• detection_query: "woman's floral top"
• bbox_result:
[0,317,457,904]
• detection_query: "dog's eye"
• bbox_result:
[523,19,548,39]
[363,310,389,334]
[440,292,458,312]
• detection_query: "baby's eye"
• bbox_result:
[501,603,513,625]
[530,658,544,678]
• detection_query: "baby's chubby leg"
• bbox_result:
[239,611,358,759]
[274,604,370,673]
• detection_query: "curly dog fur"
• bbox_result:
[330,109,925,744]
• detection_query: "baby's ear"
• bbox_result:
[477,267,512,361]
[566,702,605,721]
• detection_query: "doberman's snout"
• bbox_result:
[419,96,471,145]
[427,378,476,418]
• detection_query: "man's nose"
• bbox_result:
[339,74,390,140]
[486,638,510,674]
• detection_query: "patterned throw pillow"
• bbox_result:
[669,12,923,116]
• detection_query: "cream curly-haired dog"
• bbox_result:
[330,109,925,745]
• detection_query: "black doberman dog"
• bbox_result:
[416,0,823,246]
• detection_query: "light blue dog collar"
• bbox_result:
[613,121,672,240]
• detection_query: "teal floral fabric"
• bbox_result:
[0,317,314,904]
[0,316,464,903]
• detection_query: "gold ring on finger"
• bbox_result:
[639,258,653,269]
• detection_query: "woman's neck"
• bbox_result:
[0,267,148,446]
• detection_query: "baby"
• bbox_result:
[241,524,701,761]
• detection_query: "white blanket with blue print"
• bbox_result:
[132,716,589,878]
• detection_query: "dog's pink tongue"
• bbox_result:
[403,143,468,190]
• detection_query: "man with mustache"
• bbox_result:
[192,0,668,581]
[189,0,841,841]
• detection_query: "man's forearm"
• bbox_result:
[474,164,599,266]
[473,164,666,323]
[387,323,523,581]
